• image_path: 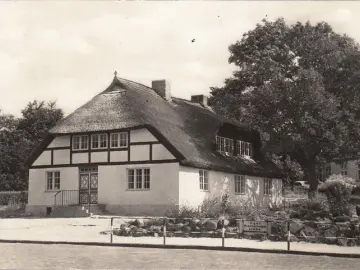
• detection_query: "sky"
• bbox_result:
[1,1,360,117]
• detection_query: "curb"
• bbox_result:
[1,239,360,259]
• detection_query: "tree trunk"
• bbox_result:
[303,160,319,199]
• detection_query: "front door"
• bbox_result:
[79,167,98,205]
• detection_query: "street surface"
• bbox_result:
[0,243,359,269]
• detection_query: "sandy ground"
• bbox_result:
[1,217,360,255]
[2,243,360,270]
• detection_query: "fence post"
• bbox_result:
[62,191,64,207]
[163,218,167,245]
[222,219,225,247]
[266,220,271,237]
[287,220,290,251]
[110,218,114,244]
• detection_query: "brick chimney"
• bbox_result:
[152,80,172,101]
[191,95,208,107]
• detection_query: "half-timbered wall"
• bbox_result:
[30,128,176,168]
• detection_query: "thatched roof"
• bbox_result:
[49,76,283,178]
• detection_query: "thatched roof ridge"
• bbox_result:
[49,76,283,178]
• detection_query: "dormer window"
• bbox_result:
[216,136,234,155]
[236,140,253,157]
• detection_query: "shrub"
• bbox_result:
[199,197,223,218]
[165,205,199,219]
[318,174,356,217]
[290,195,330,220]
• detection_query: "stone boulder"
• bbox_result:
[289,220,304,235]
[190,218,201,228]
[182,226,192,233]
[173,223,184,231]
[134,219,145,227]
[204,220,218,231]
[149,225,162,233]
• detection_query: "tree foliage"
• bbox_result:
[210,18,360,195]
[0,101,64,190]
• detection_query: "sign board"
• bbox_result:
[243,221,268,234]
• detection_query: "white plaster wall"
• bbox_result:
[28,167,78,207]
[98,162,179,215]
[130,145,150,161]
[178,166,283,209]
[110,151,128,162]
[130,128,158,143]
[72,153,89,164]
[330,161,359,181]
[53,149,70,165]
[47,135,71,148]
[152,144,174,160]
[91,151,107,163]
[32,150,51,166]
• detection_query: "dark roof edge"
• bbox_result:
[179,160,285,179]
[25,134,55,167]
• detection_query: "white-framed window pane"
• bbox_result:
[264,178,272,195]
[111,133,119,148]
[100,134,107,148]
[136,169,143,189]
[120,133,128,147]
[199,170,208,191]
[144,169,150,189]
[92,134,99,149]
[73,136,80,150]
[128,169,134,189]
[54,172,60,190]
[235,175,245,194]
[81,135,88,149]
[46,172,53,190]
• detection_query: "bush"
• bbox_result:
[318,174,356,217]
[199,197,223,218]
[290,195,330,220]
[165,205,199,219]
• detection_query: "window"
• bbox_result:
[236,140,253,157]
[73,135,88,150]
[127,168,150,190]
[199,170,209,191]
[215,136,234,155]
[264,178,272,195]
[341,162,347,176]
[234,175,246,194]
[46,171,60,191]
[111,132,128,148]
[91,134,107,149]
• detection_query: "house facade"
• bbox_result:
[317,161,360,183]
[26,75,283,216]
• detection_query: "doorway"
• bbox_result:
[79,166,98,205]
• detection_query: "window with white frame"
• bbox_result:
[127,168,150,190]
[341,162,348,176]
[46,171,60,191]
[236,140,253,157]
[199,170,209,191]
[215,136,234,155]
[91,134,108,149]
[234,175,246,194]
[264,178,272,195]
[73,135,88,150]
[111,132,128,148]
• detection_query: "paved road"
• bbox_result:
[0,243,359,269]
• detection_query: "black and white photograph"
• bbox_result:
[0,1,360,269]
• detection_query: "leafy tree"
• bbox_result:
[0,101,64,190]
[210,18,360,196]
